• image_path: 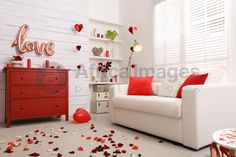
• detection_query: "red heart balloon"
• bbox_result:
[76,45,81,51]
[74,24,83,32]
[73,108,91,123]
[128,26,138,34]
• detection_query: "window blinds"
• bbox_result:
[154,0,228,71]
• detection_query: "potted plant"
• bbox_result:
[105,30,118,42]
[98,62,112,82]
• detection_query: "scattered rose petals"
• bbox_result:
[69,151,75,154]
[104,151,111,157]
[134,136,140,140]
[57,153,62,157]
[29,152,40,156]
[117,143,124,148]
[54,136,59,138]
[78,146,84,151]
[23,147,30,151]
[28,139,34,144]
[53,147,59,151]
[48,141,54,144]
[132,145,139,150]
[4,146,14,153]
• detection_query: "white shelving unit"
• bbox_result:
[89,37,123,44]
[89,56,123,61]
[89,82,124,85]
[89,18,124,114]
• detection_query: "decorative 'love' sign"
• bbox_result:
[12,24,55,56]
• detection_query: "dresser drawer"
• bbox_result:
[92,101,109,113]
[11,98,67,118]
[11,86,67,98]
[11,72,67,85]
[92,92,109,101]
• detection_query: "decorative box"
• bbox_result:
[92,92,109,101]
[93,85,109,92]
[91,101,109,114]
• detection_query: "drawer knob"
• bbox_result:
[55,105,58,108]
[20,91,24,94]
[55,77,58,80]
[20,77,24,80]
[20,107,24,110]
[55,90,59,93]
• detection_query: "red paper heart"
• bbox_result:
[73,108,91,123]
[76,45,81,51]
[74,24,83,32]
[128,26,138,34]
[131,64,136,68]
[77,65,81,70]
[130,47,134,52]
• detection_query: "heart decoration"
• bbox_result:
[131,64,136,68]
[76,45,81,52]
[130,46,134,52]
[73,108,91,123]
[74,24,83,32]
[77,65,81,70]
[92,47,103,56]
[128,26,138,34]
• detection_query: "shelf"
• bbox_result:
[89,37,123,44]
[89,82,125,85]
[89,18,123,27]
[89,56,123,61]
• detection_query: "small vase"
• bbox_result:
[100,72,109,82]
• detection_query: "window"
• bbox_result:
[154,0,229,71]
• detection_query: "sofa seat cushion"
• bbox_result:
[112,96,182,118]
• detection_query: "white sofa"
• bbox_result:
[109,84,236,150]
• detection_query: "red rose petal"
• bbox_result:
[23,147,30,151]
[53,147,59,151]
[4,146,14,153]
[122,150,127,153]
[48,141,54,144]
[57,153,62,157]
[134,136,140,140]
[28,139,34,144]
[69,151,75,154]
[117,143,124,148]
[132,145,139,150]
[78,146,84,151]
[29,152,40,156]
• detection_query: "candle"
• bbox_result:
[97,33,100,38]
[105,50,110,57]
[27,59,31,68]
[45,60,49,68]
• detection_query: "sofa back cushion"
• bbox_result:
[176,73,208,98]
[128,76,153,95]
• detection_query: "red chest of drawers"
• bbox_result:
[5,68,69,128]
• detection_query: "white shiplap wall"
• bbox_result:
[0,0,90,123]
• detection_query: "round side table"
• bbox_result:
[212,129,236,157]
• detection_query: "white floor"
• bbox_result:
[0,114,210,157]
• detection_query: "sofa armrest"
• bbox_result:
[109,84,128,122]
[182,84,236,149]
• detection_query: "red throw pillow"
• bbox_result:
[128,76,153,95]
[176,73,208,98]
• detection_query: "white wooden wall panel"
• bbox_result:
[0,0,90,123]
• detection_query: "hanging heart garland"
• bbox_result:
[128,26,138,34]
[76,45,82,52]
[74,24,83,32]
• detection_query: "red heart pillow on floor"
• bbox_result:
[73,108,91,123]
